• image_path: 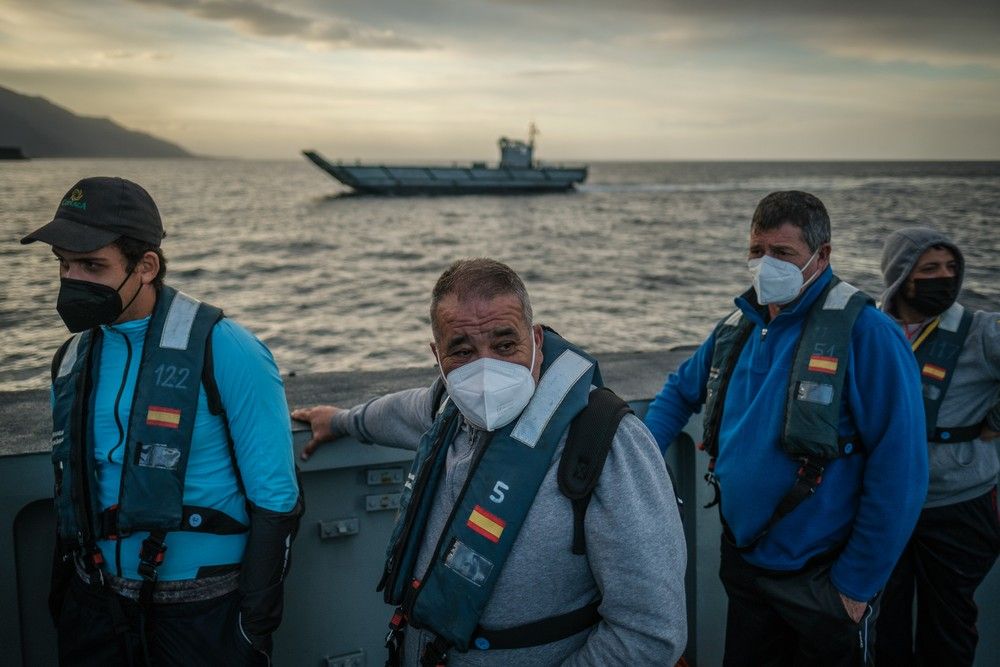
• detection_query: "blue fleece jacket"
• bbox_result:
[57,315,299,581]
[644,267,928,601]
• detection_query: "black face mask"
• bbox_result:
[56,273,137,333]
[901,275,960,318]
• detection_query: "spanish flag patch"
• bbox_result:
[807,355,838,375]
[146,406,181,429]
[467,505,505,543]
[922,364,947,381]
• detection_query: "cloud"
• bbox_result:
[129,0,426,50]
[489,0,1000,69]
[515,65,594,78]
[100,49,173,61]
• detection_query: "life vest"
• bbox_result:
[911,302,977,442]
[702,277,871,550]
[379,329,601,653]
[51,286,246,557]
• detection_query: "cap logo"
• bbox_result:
[61,188,87,211]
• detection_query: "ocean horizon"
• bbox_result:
[3,158,997,392]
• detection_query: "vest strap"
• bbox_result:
[723,456,825,553]
[701,315,754,458]
[137,530,168,606]
[99,505,248,538]
[471,598,602,650]
[930,423,983,443]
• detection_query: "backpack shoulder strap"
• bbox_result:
[558,386,634,555]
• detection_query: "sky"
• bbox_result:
[1,0,999,160]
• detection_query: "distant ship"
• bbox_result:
[302,124,587,195]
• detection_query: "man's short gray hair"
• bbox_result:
[430,258,533,341]
[750,190,831,252]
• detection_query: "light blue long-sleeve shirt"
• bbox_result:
[61,314,298,580]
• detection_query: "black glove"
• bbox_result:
[238,496,304,638]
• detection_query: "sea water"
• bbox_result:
[2,159,997,392]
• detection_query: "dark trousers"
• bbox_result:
[875,487,1000,667]
[56,575,269,667]
[719,537,879,667]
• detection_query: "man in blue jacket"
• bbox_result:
[21,177,303,666]
[644,190,928,666]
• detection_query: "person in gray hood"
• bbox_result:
[875,226,1000,666]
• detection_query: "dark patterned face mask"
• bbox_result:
[902,276,960,318]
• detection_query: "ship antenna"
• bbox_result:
[528,122,538,150]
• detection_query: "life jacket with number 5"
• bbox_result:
[380,329,615,655]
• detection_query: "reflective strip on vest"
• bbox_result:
[511,350,593,448]
[57,333,84,378]
[938,302,965,332]
[822,281,859,310]
[160,290,201,350]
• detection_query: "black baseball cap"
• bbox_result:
[20,176,165,252]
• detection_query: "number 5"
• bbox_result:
[489,481,509,504]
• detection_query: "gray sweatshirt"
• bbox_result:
[332,381,687,666]
[880,227,1000,507]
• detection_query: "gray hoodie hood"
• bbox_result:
[879,226,965,312]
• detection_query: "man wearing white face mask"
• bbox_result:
[293,258,687,666]
[644,191,927,666]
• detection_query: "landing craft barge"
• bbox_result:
[303,125,587,195]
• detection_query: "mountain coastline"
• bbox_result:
[0,85,193,158]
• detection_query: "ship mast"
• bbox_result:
[528,122,539,150]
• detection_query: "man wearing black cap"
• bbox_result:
[875,227,1000,666]
[22,177,303,666]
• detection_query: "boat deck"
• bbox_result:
[2,350,998,665]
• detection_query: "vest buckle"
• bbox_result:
[384,607,406,667]
[419,636,450,667]
[74,547,107,589]
[137,537,167,579]
[703,458,720,509]
[796,458,825,491]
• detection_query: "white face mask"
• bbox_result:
[747,249,820,305]
[439,332,537,432]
